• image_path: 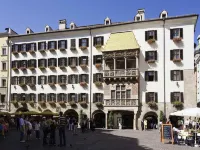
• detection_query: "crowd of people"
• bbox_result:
[0,118,9,138]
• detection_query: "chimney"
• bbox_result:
[137,9,145,20]
[197,35,200,44]
[59,19,66,30]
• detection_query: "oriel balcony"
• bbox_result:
[104,99,138,107]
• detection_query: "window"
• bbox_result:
[38,59,47,67]
[136,16,140,21]
[58,58,67,67]
[28,59,36,68]
[27,30,30,34]
[171,92,183,102]
[145,30,157,41]
[29,43,36,51]
[71,39,76,48]
[79,56,88,65]
[38,94,46,102]
[145,71,158,81]
[145,51,157,62]
[1,95,5,103]
[171,70,183,81]
[68,93,77,102]
[20,60,27,68]
[93,37,104,46]
[38,42,46,50]
[93,55,102,64]
[29,94,36,102]
[68,75,78,84]
[2,62,6,70]
[58,40,67,49]
[58,75,67,84]
[19,76,26,84]
[57,93,67,102]
[12,94,19,101]
[105,20,110,25]
[126,90,131,99]
[145,92,158,103]
[47,93,56,102]
[48,41,57,49]
[111,86,131,99]
[93,93,103,102]
[48,75,57,84]
[11,77,19,85]
[20,94,26,101]
[28,76,36,85]
[46,28,49,32]
[170,28,183,39]
[38,76,47,85]
[116,58,125,69]
[79,74,88,83]
[12,44,20,53]
[170,49,183,61]
[93,73,103,82]
[127,57,136,68]
[2,79,6,87]
[111,90,115,99]
[162,14,166,18]
[2,48,7,55]
[21,44,27,52]
[79,38,89,47]
[48,58,57,67]
[68,57,78,67]
[79,93,88,102]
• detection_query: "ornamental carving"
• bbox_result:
[115,51,125,57]
[103,52,114,59]
[126,51,137,57]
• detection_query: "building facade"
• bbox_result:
[8,10,198,129]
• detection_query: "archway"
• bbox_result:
[92,110,105,128]
[16,107,29,112]
[64,109,78,121]
[143,112,158,130]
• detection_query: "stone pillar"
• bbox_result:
[133,113,137,130]
[136,56,138,68]
[113,58,116,70]
[125,57,127,69]
[105,112,108,129]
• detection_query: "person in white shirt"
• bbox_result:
[185,119,189,130]
[35,121,40,139]
[26,120,32,141]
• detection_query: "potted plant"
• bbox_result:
[95,63,102,68]
[28,66,35,70]
[147,38,156,44]
[12,67,18,70]
[69,64,76,68]
[173,37,182,42]
[173,58,182,62]
[173,101,184,110]
[94,44,102,49]
[20,101,27,108]
[29,101,35,108]
[80,64,87,68]
[28,50,35,53]
[147,101,158,110]
[79,46,87,50]
[28,83,35,87]
[70,47,76,50]
[59,65,66,69]
[49,101,56,108]
[49,66,56,69]
[95,102,103,109]
[20,67,26,70]
[49,48,56,51]
[39,102,47,109]
[20,50,26,54]
[19,83,26,87]
[12,101,19,108]
[39,49,46,52]
[108,111,114,129]
[69,100,77,108]
[48,83,55,86]
[94,81,102,86]
[147,59,155,63]
[39,66,46,69]
[12,51,18,54]
[59,101,66,108]
[80,81,87,86]
[58,83,66,86]
[79,101,87,108]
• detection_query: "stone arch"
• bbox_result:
[16,107,29,112]
[143,111,158,130]
[64,109,78,121]
[92,110,105,128]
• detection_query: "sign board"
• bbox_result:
[161,124,173,144]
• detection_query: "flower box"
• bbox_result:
[19,83,26,87]
[70,65,76,68]
[94,45,102,49]
[172,101,183,110]
[95,81,102,86]
[48,83,55,86]
[80,82,87,86]
[28,66,35,70]
[79,101,87,108]
[20,101,27,108]
[39,66,46,69]
[12,67,18,70]
[147,39,156,44]
[28,83,35,87]
[70,47,76,50]
[28,50,35,53]
[12,51,18,54]
[147,60,155,63]
[59,66,66,69]
[173,58,182,62]
[20,51,27,54]
[12,101,19,108]
[95,63,102,68]
[49,102,56,108]
[59,102,66,108]
[39,49,46,52]
[49,48,56,51]
[39,102,47,108]
[173,37,182,42]
[79,46,87,50]
[29,102,35,108]
[69,100,77,107]
[20,67,26,70]
[95,102,103,108]
[49,66,56,69]
[80,64,87,68]
[147,101,158,110]
[59,48,66,51]
[58,83,66,86]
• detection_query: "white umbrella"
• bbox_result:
[170,107,200,147]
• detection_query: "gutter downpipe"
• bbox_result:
[89,27,92,128]
[7,38,11,112]
[163,19,166,121]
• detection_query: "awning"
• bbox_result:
[103,31,139,51]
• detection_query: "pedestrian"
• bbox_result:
[73,117,78,135]
[42,117,48,145]
[19,115,25,143]
[144,119,147,131]
[141,120,144,131]
[26,119,32,141]
[49,120,56,146]
[69,117,73,131]
[35,120,40,139]
[58,112,66,147]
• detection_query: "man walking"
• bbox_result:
[58,112,66,147]
[19,115,25,142]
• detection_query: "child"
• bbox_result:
[35,121,40,139]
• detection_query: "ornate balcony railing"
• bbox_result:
[104,99,138,106]
[103,69,138,77]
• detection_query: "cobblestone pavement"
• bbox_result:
[0,129,199,150]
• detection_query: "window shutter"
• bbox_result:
[65,58,68,66]
[38,76,41,84]
[170,50,173,60]
[93,56,96,64]
[180,70,184,80]
[180,50,183,60]
[26,94,29,101]
[154,71,158,81]
[145,71,148,81]
[54,41,57,49]
[79,39,82,47]
[79,57,81,65]
[93,37,96,46]
[76,75,78,83]
[86,74,89,83]
[101,36,104,45]
[155,51,157,60]
[47,94,50,101]
[180,28,183,38]
[154,30,157,40]
[57,94,60,102]
[34,76,36,84]
[101,93,103,102]
[170,29,173,39]
[75,94,77,102]
[76,57,78,66]
[145,31,148,41]
[93,74,96,83]
[48,59,50,67]
[65,40,67,49]
[34,43,36,51]
[38,43,41,50]
[44,76,47,84]
[45,59,47,67]
[86,56,88,65]
[181,92,184,102]
[68,75,71,84]
[68,58,71,66]
[58,41,61,49]
[48,41,50,49]
[145,51,148,61]
[34,60,37,67]
[145,92,149,103]
[55,76,57,84]
[27,60,30,67]
[48,76,50,83]
[86,38,89,47]
[58,58,61,66]
[154,93,158,103]
[170,92,174,103]
[170,70,174,81]
[93,93,96,103]
[55,58,57,67]
[86,94,88,102]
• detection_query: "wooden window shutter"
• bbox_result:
[170,50,174,60]
[75,75,78,83]
[65,58,68,66]
[93,37,96,46]
[55,58,57,67]
[93,93,96,103]
[170,92,174,103]
[48,41,51,49]
[170,70,174,81]
[58,41,61,49]
[48,59,50,66]
[100,73,103,82]
[54,41,57,49]
[101,36,104,45]
[75,94,77,102]
[145,31,148,41]
[93,56,96,64]
[65,40,67,49]
[68,58,71,66]
[145,92,149,103]
[44,59,47,67]
[180,28,183,38]
[154,92,158,103]
[155,51,157,60]
[180,70,184,80]
[38,76,41,84]
[86,56,88,65]
[34,76,36,84]
[180,50,183,60]
[181,92,184,102]
[170,29,173,39]
[154,71,158,81]
[86,38,89,47]
[86,74,89,83]
[86,94,88,103]
[57,94,60,102]
[145,51,148,61]
[93,74,96,83]
[76,57,78,66]
[154,30,157,40]
[44,76,47,84]
[79,39,82,47]
[68,75,71,84]
[34,43,36,51]
[145,71,148,81]
[79,57,81,65]
[58,58,61,66]
[38,43,41,50]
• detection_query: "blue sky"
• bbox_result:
[0,0,199,42]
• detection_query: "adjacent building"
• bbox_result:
[8,9,198,129]
[195,35,200,107]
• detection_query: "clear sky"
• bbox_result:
[0,0,199,42]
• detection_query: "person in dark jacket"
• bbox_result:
[49,121,56,146]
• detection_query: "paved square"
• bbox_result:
[0,129,198,150]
